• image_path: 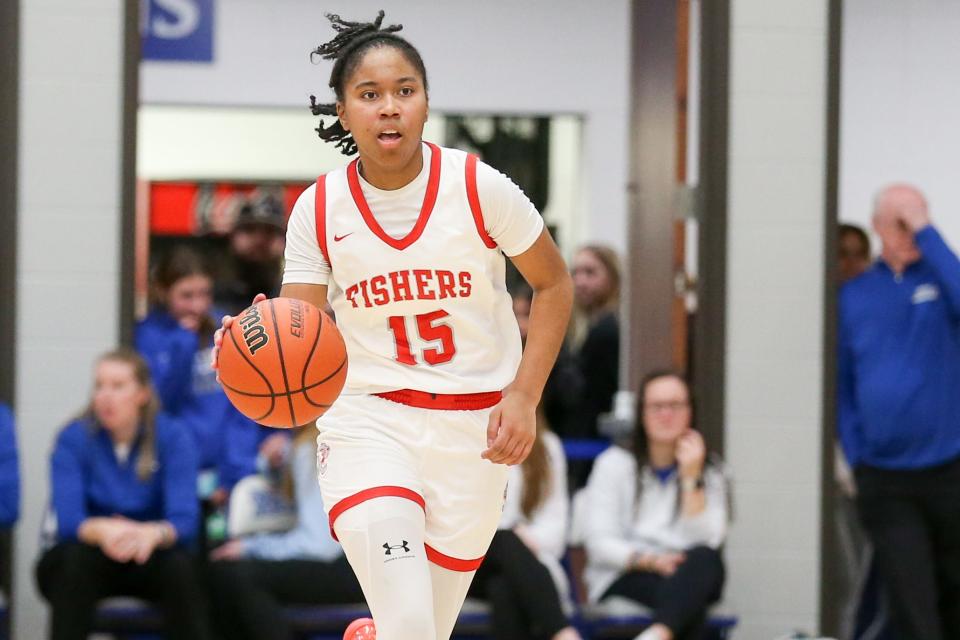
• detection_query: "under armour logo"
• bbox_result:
[383,541,410,555]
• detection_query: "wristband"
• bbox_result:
[681,476,705,492]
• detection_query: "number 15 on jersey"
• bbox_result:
[388,310,457,366]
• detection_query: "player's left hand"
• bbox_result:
[211,292,268,375]
[482,390,537,465]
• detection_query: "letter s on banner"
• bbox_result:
[142,0,214,62]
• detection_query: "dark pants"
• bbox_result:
[602,546,725,640]
[468,529,571,640]
[207,556,364,640]
[856,457,960,640]
[35,542,213,640]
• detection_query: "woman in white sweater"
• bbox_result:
[468,414,581,640]
[584,371,728,640]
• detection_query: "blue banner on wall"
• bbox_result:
[142,0,214,63]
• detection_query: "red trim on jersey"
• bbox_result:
[465,154,498,249]
[314,174,330,268]
[328,486,425,541]
[346,142,442,251]
[375,389,502,410]
[424,545,485,572]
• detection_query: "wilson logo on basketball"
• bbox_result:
[289,299,305,338]
[239,304,269,355]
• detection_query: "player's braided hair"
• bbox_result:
[309,10,428,156]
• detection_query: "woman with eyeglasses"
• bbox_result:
[583,371,729,640]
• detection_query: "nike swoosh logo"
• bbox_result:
[334,233,354,242]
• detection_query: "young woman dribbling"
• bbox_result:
[214,11,572,640]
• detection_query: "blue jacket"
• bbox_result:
[50,415,199,545]
[839,225,960,469]
[135,309,274,490]
[0,404,20,527]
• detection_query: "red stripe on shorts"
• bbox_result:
[328,486,425,541]
[327,487,486,571]
[425,545,485,572]
[375,389,502,410]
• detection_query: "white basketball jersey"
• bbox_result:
[314,143,526,396]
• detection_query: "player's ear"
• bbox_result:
[336,102,350,132]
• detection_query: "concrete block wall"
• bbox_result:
[722,1,829,637]
[16,2,126,637]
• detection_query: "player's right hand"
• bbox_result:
[212,293,268,373]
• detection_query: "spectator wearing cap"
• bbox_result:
[214,192,287,316]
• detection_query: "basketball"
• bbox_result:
[218,297,348,428]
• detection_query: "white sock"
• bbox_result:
[335,497,436,640]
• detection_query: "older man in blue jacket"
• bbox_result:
[839,184,960,640]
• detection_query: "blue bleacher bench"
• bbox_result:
[94,596,737,640]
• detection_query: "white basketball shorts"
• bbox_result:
[315,391,509,571]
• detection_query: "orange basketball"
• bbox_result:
[218,297,348,428]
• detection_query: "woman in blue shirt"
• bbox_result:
[136,247,272,527]
[35,348,213,640]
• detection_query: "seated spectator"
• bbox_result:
[0,402,19,598]
[513,286,583,440]
[35,348,212,640]
[0,403,19,530]
[569,244,621,439]
[468,410,581,640]
[136,247,274,534]
[207,425,364,640]
[564,245,621,490]
[584,370,728,640]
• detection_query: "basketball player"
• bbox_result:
[215,11,572,640]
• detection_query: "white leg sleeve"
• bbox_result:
[334,497,437,640]
[429,563,477,640]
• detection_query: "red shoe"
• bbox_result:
[343,617,376,640]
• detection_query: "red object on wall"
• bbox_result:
[149,181,311,237]
[149,183,199,235]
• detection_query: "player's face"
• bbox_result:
[642,376,692,448]
[166,274,213,332]
[337,46,428,180]
[571,249,613,311]
[92,359,149,433]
